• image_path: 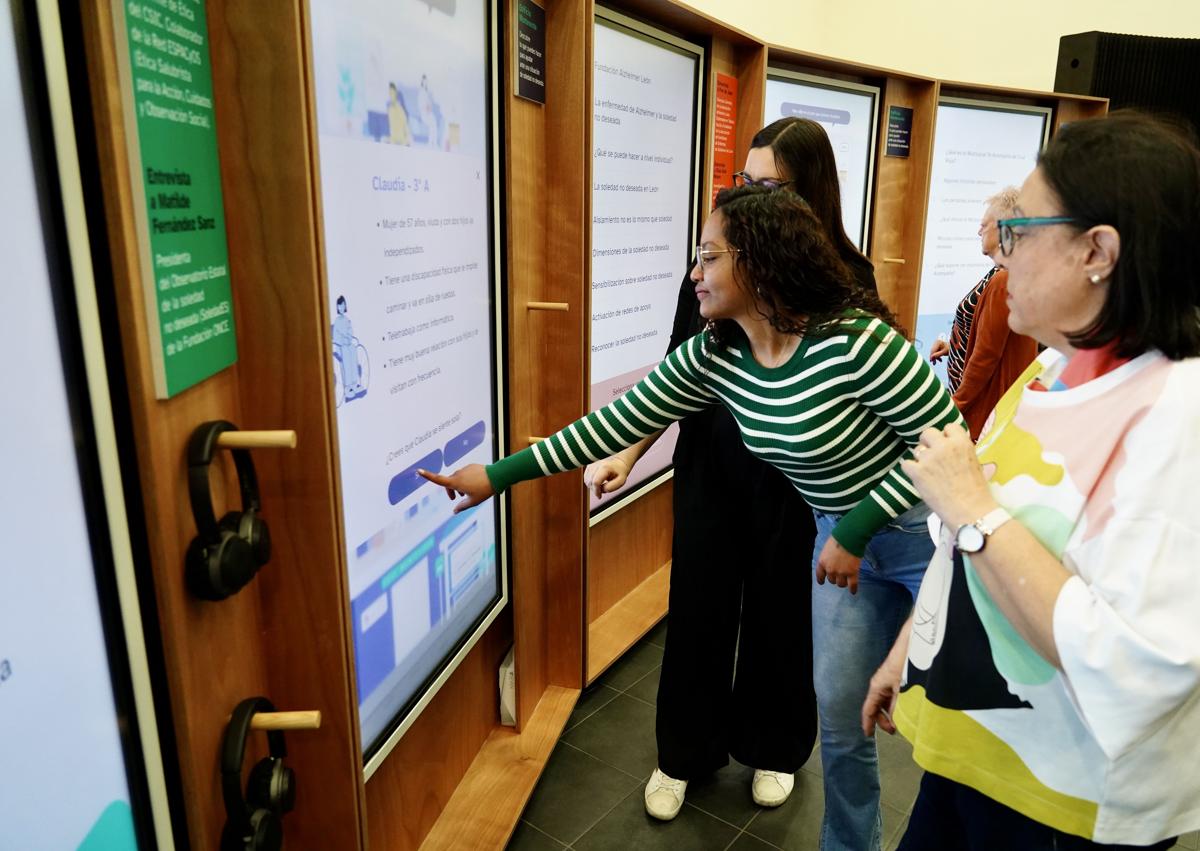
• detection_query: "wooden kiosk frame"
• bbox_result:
[66,0,1106,848]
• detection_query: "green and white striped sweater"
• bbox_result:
[487,315,964,556]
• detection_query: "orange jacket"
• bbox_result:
[953,268,1039,439]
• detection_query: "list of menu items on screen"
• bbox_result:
[914,99,1049,378]
[589,11,702,518]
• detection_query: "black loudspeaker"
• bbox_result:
[1056,32,1200,136]
[185,420,272,601]
[221,697,296,851]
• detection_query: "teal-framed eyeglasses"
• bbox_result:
[996,216,1080,256]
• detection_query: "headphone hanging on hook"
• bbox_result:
[185,420,272,601]
[221,697,296,851]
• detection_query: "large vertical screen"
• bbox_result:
[1,3,153,847]
[589,8,702,521]
[309,0,505,773]
[764,70,880,250]
[915,98,1049,378]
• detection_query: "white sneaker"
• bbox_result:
[644,768,687,821]
[751,769,795,807]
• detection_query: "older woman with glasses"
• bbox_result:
[929,188,1039,439]
[863,112,1200,850]
[584,117,878,829]
[423,186,963,851]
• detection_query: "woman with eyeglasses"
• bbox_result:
[862,112,1200,850]
[587,117,879,828]
[928,187,1039,439]
[422,185,963,851]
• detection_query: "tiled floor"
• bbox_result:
[506,620,918,851]
[508,620,1200,850]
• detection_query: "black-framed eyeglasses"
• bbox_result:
[694,244,738,268]
[732,171,794,191]
[996,216,1080,256]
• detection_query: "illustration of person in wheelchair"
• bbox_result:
[332,295,370,406]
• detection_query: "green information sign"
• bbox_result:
[114,0,236,398]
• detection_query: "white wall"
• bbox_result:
[689,0,1200,92]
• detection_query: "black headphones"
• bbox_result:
[221,697,296,851]
[185,420,272,601]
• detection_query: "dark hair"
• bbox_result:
[1039,111,1200,359]
[705,185,897,349]
[336,295,347,309]
[751,117,870,271]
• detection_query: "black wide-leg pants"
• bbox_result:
[655,404,819,781]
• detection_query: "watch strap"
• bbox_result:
[975,507,1013,537]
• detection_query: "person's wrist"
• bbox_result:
[946,496,1001,531]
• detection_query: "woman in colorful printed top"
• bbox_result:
[861,112,1200,850]
[422,186,963,851]
[929,188,1039,439]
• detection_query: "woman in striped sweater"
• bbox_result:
[422,186,964,851]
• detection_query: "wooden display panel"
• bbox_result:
[79,1,365,847]
[870,77,939,332]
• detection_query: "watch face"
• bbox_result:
[955,523,985,553]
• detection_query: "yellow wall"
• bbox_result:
[688,0,1200,92]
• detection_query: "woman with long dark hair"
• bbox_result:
[582,117,878,824]
[423,186,963,851]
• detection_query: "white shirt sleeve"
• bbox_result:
[1054,515,1200,760]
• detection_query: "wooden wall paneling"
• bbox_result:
[1052,94,1110,133]
[206,1,366,847]
[734,43,767,168]
[506,0,553,735]
[871,77,939,335]
[605,0,759,46]
[364,614,515,850]
[79,3,269,847]
[533,0,591,702]
[587,483,673,623]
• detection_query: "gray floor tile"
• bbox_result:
[680,760,759,829]
[573,791,740,851]
[505,820,568,850]
[881,804,906,849]
[741,768,825,849]
[596,640,664,691]
[625,665,661,705]
[800,744,821,778]
[726,834,781,850]
[885,812,910,851]
[1178,832,1200,850]
[520,743,641,845]
[645,617,668,648]
[877,731,922,814]
[566,684,621,732]
[562,693,659,779]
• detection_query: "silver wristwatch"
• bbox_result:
[953,507,1013,554]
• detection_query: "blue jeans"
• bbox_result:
[811,503,933,851]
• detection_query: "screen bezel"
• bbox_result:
[764,67,882,253]
[587,5,705,526]
[936,95,1053,148]
[297,0,509,779]
[7,0,177,846]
